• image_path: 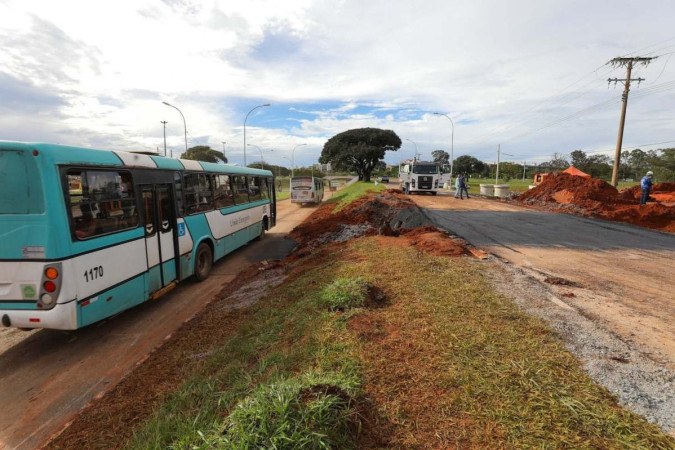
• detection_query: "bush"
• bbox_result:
[319,277,370,311]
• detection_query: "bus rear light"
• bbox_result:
[29,318,40,323]
[39,263,62,310]
[43,281,56,293]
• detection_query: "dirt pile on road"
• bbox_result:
[289,190,469,256]
[516,173,675,232]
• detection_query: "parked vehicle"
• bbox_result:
[398,159,442,195]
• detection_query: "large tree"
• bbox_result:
[453,155,487,177]
[569,150,588,169]
[431,150,450,165]
[319,128,401,181]
[180,145,227,163]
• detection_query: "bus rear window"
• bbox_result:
[0,150,44,214]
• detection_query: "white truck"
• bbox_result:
[398,159,442,195]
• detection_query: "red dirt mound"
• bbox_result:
[399,226,469,257]
[289,191,418,246]
[519,173,625,205]
[517,173,675,232]
[289,192,471,256]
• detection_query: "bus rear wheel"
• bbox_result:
[255,218,267,241]
[194,243,213,281]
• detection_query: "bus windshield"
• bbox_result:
[412,164,439,174]
[0,150,44,214]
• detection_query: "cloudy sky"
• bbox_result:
[1,0,674,168]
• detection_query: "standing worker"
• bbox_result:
[454,174,463,199]
[640,171,654,205]
[460,173,470,199]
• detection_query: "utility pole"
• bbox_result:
[607,56,657,186]
[495,144,500,184]
[221,141,226,162]
[160,121,168,156]
[522,161,526,181]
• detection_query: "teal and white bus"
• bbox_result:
[0,142,276,330]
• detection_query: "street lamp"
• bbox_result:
[247,144,267,170]
[243,103,271,166]
[161,121,168,156]
[291,143,307,178]
[162,101,188,154]
[405,138,419,159]
[433,112,454,180]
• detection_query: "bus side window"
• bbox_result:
[66,169,139,240]
[232,176,249,204]
[214,174,235,208]
[183,173,199,214]
[248,176,262,201]
[198,174,214,212]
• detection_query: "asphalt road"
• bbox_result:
[0,199,318,450]
[411,191,675,369]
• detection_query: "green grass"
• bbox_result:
[214,372,359,449]
[318,277,370,311]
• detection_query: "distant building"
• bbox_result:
[314,163,332,173]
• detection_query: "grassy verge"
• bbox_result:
[121,235,673,449]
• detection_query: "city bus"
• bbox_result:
[290,176,325,205]
[0,142,276,330]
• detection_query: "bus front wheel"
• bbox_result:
[194,243,213,282]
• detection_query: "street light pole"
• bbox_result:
[433,112,454,180]
[221,141,226,162]
[243,103,270,167]
[291,143,307,178]
[162,101,188,155]
[247,144,265,170]
[405,138,419,159]
[160,121,168,156]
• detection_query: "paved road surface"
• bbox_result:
[412,192,675,369]
[0,199,318,450]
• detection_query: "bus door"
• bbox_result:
[270,177,277,226]
[141,184,178,294]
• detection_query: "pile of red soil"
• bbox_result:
[289,191,469,256]
[517,173,675,232]
[289,190,417,245]
[519,173,628,209]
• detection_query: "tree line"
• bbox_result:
[177,137,674,183]
[429,148,674,182]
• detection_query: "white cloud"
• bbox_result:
[1,0,675,167]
